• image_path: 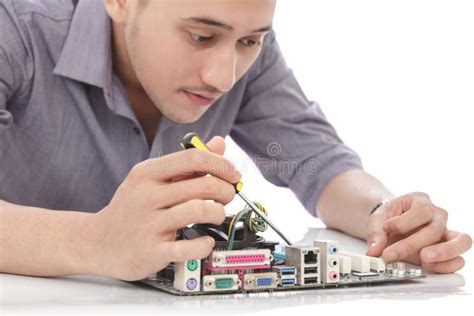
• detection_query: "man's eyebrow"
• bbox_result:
[182,17,273,33]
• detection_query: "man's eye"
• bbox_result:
[191,33,213,43]
[239,38,260,48]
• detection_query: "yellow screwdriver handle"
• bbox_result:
[181,132,243,193]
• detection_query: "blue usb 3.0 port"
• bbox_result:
[281,279,295,286]
[281,267,296,275]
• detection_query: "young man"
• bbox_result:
[0,0,471,282]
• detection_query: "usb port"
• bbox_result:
[281,267,296,275]
[304,266,317,274]
[281,278,296,286]
[304,277,318,284]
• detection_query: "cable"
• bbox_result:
[226,202,268,250]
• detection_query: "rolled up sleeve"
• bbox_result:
[231,31,363,216]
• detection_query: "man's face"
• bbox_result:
[123,0,276,123]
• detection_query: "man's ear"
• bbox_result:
[103,0,129,23]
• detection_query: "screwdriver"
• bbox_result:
[180,132,293,245]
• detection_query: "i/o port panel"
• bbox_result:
[142,239,425,295]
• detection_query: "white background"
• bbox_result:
[225,0,474,312]
[226,0,474,245]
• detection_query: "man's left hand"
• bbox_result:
[366,192,472,273]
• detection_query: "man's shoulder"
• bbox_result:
[0,0,75,21]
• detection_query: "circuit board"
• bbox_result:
[136,214,425,295]
[139,264,425,296]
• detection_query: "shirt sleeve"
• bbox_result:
[230,31,363,216]
[0,2,32,132]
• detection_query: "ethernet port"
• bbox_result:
[304,250,318,264]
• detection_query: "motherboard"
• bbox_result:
[137,204,425,295]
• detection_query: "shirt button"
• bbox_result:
[132,126,141,135]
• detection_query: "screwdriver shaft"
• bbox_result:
[180,132,293,245]
[237,192,293,245]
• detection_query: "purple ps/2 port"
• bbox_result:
[186,278,198,290]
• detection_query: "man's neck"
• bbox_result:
[111,22,161,148]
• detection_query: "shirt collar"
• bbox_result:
[54,0,112,91]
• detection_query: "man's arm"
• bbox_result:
[316,169,472,273]
[0,200,99,276]
[0,4,99,278]
[0,138,239,280]
[316,169,393,240]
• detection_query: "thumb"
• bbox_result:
[366,210,389,257]
[206,136,226,156]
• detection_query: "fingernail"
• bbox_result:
[424,250,437,262]
[207,237,215,247]
[232,170,242,182]
[385,251,399,262]
[369,240,377,248]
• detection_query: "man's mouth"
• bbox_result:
[182,90,218,107]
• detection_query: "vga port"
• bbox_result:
[244,272,278,290]
[256,277,273,287]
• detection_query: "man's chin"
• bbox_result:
[162,108,206,124]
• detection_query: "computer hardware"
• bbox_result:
[137,202,425,295]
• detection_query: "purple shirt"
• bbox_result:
[0,0,362,214]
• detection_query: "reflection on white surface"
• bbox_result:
[0,228,469,315]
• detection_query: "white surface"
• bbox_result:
[1,0,473,314]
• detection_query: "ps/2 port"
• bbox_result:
[186,278,198,290]
[187,259,198,271]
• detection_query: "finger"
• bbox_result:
[134,149,241,183]
[170,136,228,182]
[422,256,465,274]
[162,236,215,263]
[366,210,389,257]
[420,231,472,264]
[381,217,446,263]
[156,176,236,208]
[207,136,226,156]
[157,199,226,232]
[383,204,433,235]
[381,192,431,219]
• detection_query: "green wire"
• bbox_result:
[227,209,248,250]
[226,202,269,250]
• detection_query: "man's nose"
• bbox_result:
[201,47,237,93]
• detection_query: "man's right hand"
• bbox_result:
[88,136,240,281]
